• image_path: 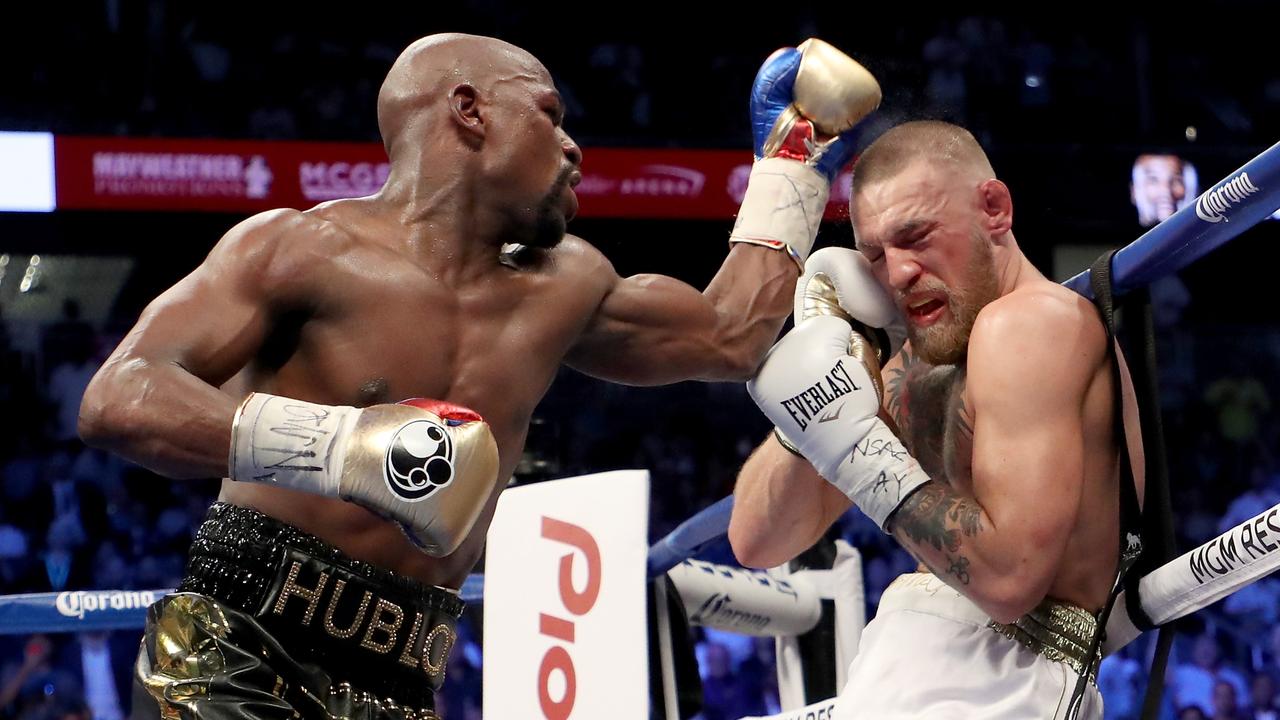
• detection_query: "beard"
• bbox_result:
[522,167,575,249]
[905,229,1001,366]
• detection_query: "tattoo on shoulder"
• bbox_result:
[954,393,974,441]
[886,346,916,434]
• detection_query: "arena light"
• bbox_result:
[0,131,55,212]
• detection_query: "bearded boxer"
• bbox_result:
[730,121,1143,719]
[78,33,880,720]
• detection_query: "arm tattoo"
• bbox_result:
[946,554,972,585]
[889,481,984,585]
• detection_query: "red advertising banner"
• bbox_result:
[54,136,387,213]
[54,136,851,219]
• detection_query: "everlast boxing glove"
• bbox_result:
[747,248,925,531]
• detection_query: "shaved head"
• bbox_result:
[851,121,996,197]
[376,33,549,160]
[373,33,579,251]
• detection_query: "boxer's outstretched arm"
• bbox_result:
[79,209,313,479]
[566,244,797,385]
[886,294,1105,623]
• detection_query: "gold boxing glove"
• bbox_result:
[230,394,499,556]
[731,39,881,269]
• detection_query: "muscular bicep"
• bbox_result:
[108,210,307,385]
[565,243,795,385]
[566,270,732,385]
[80,210,327,478]
[966,296,1105,561]
[969,380,1084,553]
[121,262,268,386]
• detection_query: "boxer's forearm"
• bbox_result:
[79,355,238,479]
[699,244,799,377]
[729,435,850,569]
[888,481,1057,624]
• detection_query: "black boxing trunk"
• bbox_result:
[130,503,462,720]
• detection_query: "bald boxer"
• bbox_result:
[79,34,878,720]
[730,121,1143,719]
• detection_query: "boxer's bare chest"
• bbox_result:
[886,348,975,490]
[256,248,601,467]
[227,225,612,585]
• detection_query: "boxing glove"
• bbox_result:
[229,393,500,556]
[748,250,926,531]
[731,39,881,269]
[794,246,907,400]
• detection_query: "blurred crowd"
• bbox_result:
[3,7,1277,151]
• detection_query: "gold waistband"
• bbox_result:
[988,598,1100,679]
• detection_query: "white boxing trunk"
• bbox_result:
[832,573,1103,720]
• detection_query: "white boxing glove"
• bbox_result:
[748,248,925,531]
[794,247,907,397]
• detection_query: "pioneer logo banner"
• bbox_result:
[483,471,651,719]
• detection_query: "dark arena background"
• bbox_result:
[1,3,1278,719]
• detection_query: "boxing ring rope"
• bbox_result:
[1106,499,1280,653]
[10,490,1280,642]
[0,499,742,635]
[1063,139,1280,298]
[647,495,737,578]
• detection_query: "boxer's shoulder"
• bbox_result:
[218,206,358,260]
[544,234,616,290]
[975,283,1104,341]
[549,233,604,265]
[967,282,1108,377]
[206,206,365,302]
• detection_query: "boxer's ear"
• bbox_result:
[978,178,1013,236]
[449,84,485,143]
